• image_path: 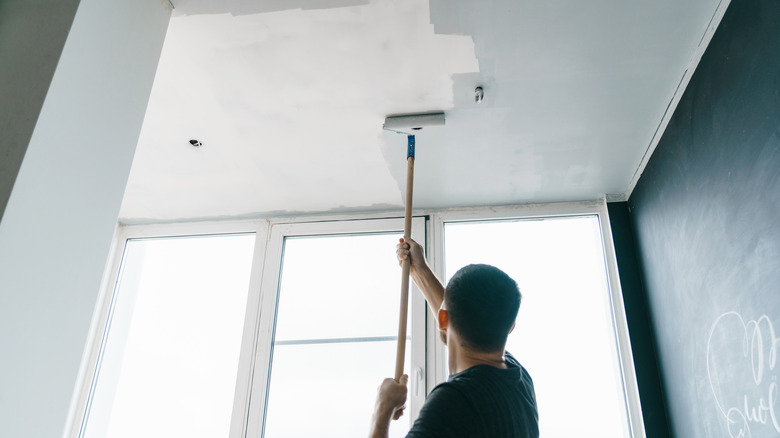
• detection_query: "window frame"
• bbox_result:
[68,220,270,438]
[244,217,428,438]
[70,199,645,438]
[430,200,646,438]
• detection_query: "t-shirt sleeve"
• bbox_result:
[504,351,520,367]
[405,384,475,438]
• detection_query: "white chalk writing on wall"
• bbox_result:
[707,311,780,437]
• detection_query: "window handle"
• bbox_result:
[414,366,424,397]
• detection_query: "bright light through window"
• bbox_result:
[81,234,255,438]
[263,233,411,438]
[444,216,629,437]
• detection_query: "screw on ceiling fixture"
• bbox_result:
[189,139,202,147]
[474,87,484,104]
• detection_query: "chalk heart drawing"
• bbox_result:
[707,311,780,437]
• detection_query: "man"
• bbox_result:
[369,237,539,438]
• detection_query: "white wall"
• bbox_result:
[0,1,170,436]
[0,0,80,218]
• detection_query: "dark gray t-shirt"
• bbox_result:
[406,352,538,438]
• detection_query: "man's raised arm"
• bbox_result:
[396,237,445,316]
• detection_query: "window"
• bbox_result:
[264,233,410,437]
[79,233,256,438]
[245,218,428,438]
[443,215,632,437]
[73,203,643,438]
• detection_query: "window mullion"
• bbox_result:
[243,224,286,438]
[229,221,270,438]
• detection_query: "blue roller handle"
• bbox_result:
[407,135,415,159]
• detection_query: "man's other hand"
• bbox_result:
[376,374,408,421]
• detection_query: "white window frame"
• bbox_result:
[427,199,646,438]
[70,199,645,438]
[243,217,428,438]
[67,220,270,438]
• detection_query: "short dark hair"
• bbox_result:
[444,264,521,352]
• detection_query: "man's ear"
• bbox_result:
[508,321,516,334]
[437,308,449,331]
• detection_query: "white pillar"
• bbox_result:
[0,1,170,436]
[0,0,81,218]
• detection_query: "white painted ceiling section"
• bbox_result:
[119,0,722,223]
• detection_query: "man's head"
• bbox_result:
[439,264,521,352]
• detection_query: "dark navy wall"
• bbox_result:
[624,0,780,437]
[608,202,672,437]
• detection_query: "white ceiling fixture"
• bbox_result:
[119,0,724,224]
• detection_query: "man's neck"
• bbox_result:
[449,344,507,374]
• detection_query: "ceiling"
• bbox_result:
[118,0,722,224]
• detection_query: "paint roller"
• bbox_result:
[383,112,445,382]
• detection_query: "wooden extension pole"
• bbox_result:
[395,135,415,382]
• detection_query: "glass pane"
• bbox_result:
[273,233,407,341]
[444,217,629,438]
[82,234,255,438]
[263,341,410,438]
[264,232,413,437]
